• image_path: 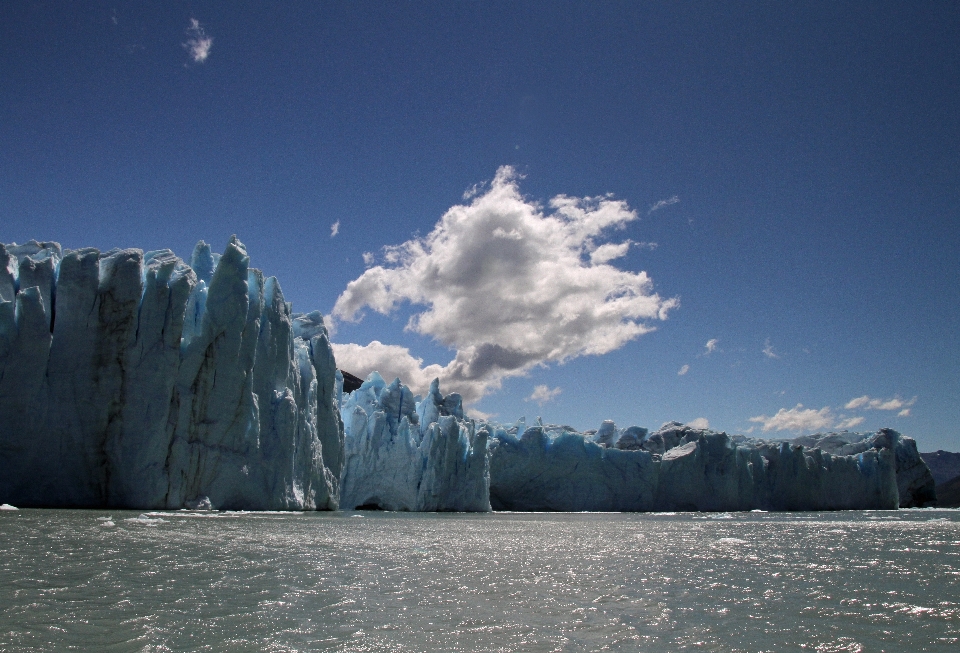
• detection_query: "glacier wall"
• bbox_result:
[791,430,936,508]
[336,369,931,513]
[0,238,343,510]
[339,374,490,511]
[488,420,922,511]
[0,239,934,515]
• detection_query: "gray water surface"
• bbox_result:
[1,509,958,652]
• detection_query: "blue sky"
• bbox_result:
[2,1,958,450]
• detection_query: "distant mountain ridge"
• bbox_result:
[936,476,960,508]
[920,451,960,485]
[919,451,960,507]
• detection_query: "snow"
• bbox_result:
[0,238,344,510]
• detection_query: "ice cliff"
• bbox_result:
[0,238,343,510]
[488,420,932,511]
[335,370,931,512]
[339,374,490,511]
[792,431,936,508]
[0,238,934,514]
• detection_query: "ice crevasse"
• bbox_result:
[0,237,344,510]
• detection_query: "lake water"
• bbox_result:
[1,508,957,652]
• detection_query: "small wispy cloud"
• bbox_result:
[183,18,213,64]
[362,252,375,266]
[465,406,495,421]
[687,417,709,429]
[526,384,562,406]
[845,395,916,411]
[648,196,679,215]
[748,400,893,433]
[330,220,340,238]
[898,408,911,417]
[749,404,834,432]
[704,338,720,355]
[845,395,870,410]
[762,338,778,359]
[836,416,865,429]
[678,364,690,376]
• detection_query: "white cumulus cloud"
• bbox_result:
[589,240,632,264]
[687,417,709,429]
[330,220,340,238]
[332,166,677,403]
[749,404,877,433]
[526,384,562,406]
[330,341,445,397]
[183,18,212,63]
[678,364,690,376]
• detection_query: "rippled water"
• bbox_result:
[1,509,958,652]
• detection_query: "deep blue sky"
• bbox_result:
[2,1,957,450]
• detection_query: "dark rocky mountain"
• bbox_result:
[934,475,960,508]
[920,451,960,485]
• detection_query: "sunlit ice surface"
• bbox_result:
[1,509,958,651]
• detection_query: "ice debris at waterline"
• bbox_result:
[0,238,344,510]
[339,374,490,511]
[487,420,935,511]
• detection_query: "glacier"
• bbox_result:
[0,237,936,513]
[334,370,932,512]
[338,374,490,511]
[0,238,343,510]
[488,420,933,511]
[791,430,936,508]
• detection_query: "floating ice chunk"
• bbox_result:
[186,496,214,511]
[124,514,166,525]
